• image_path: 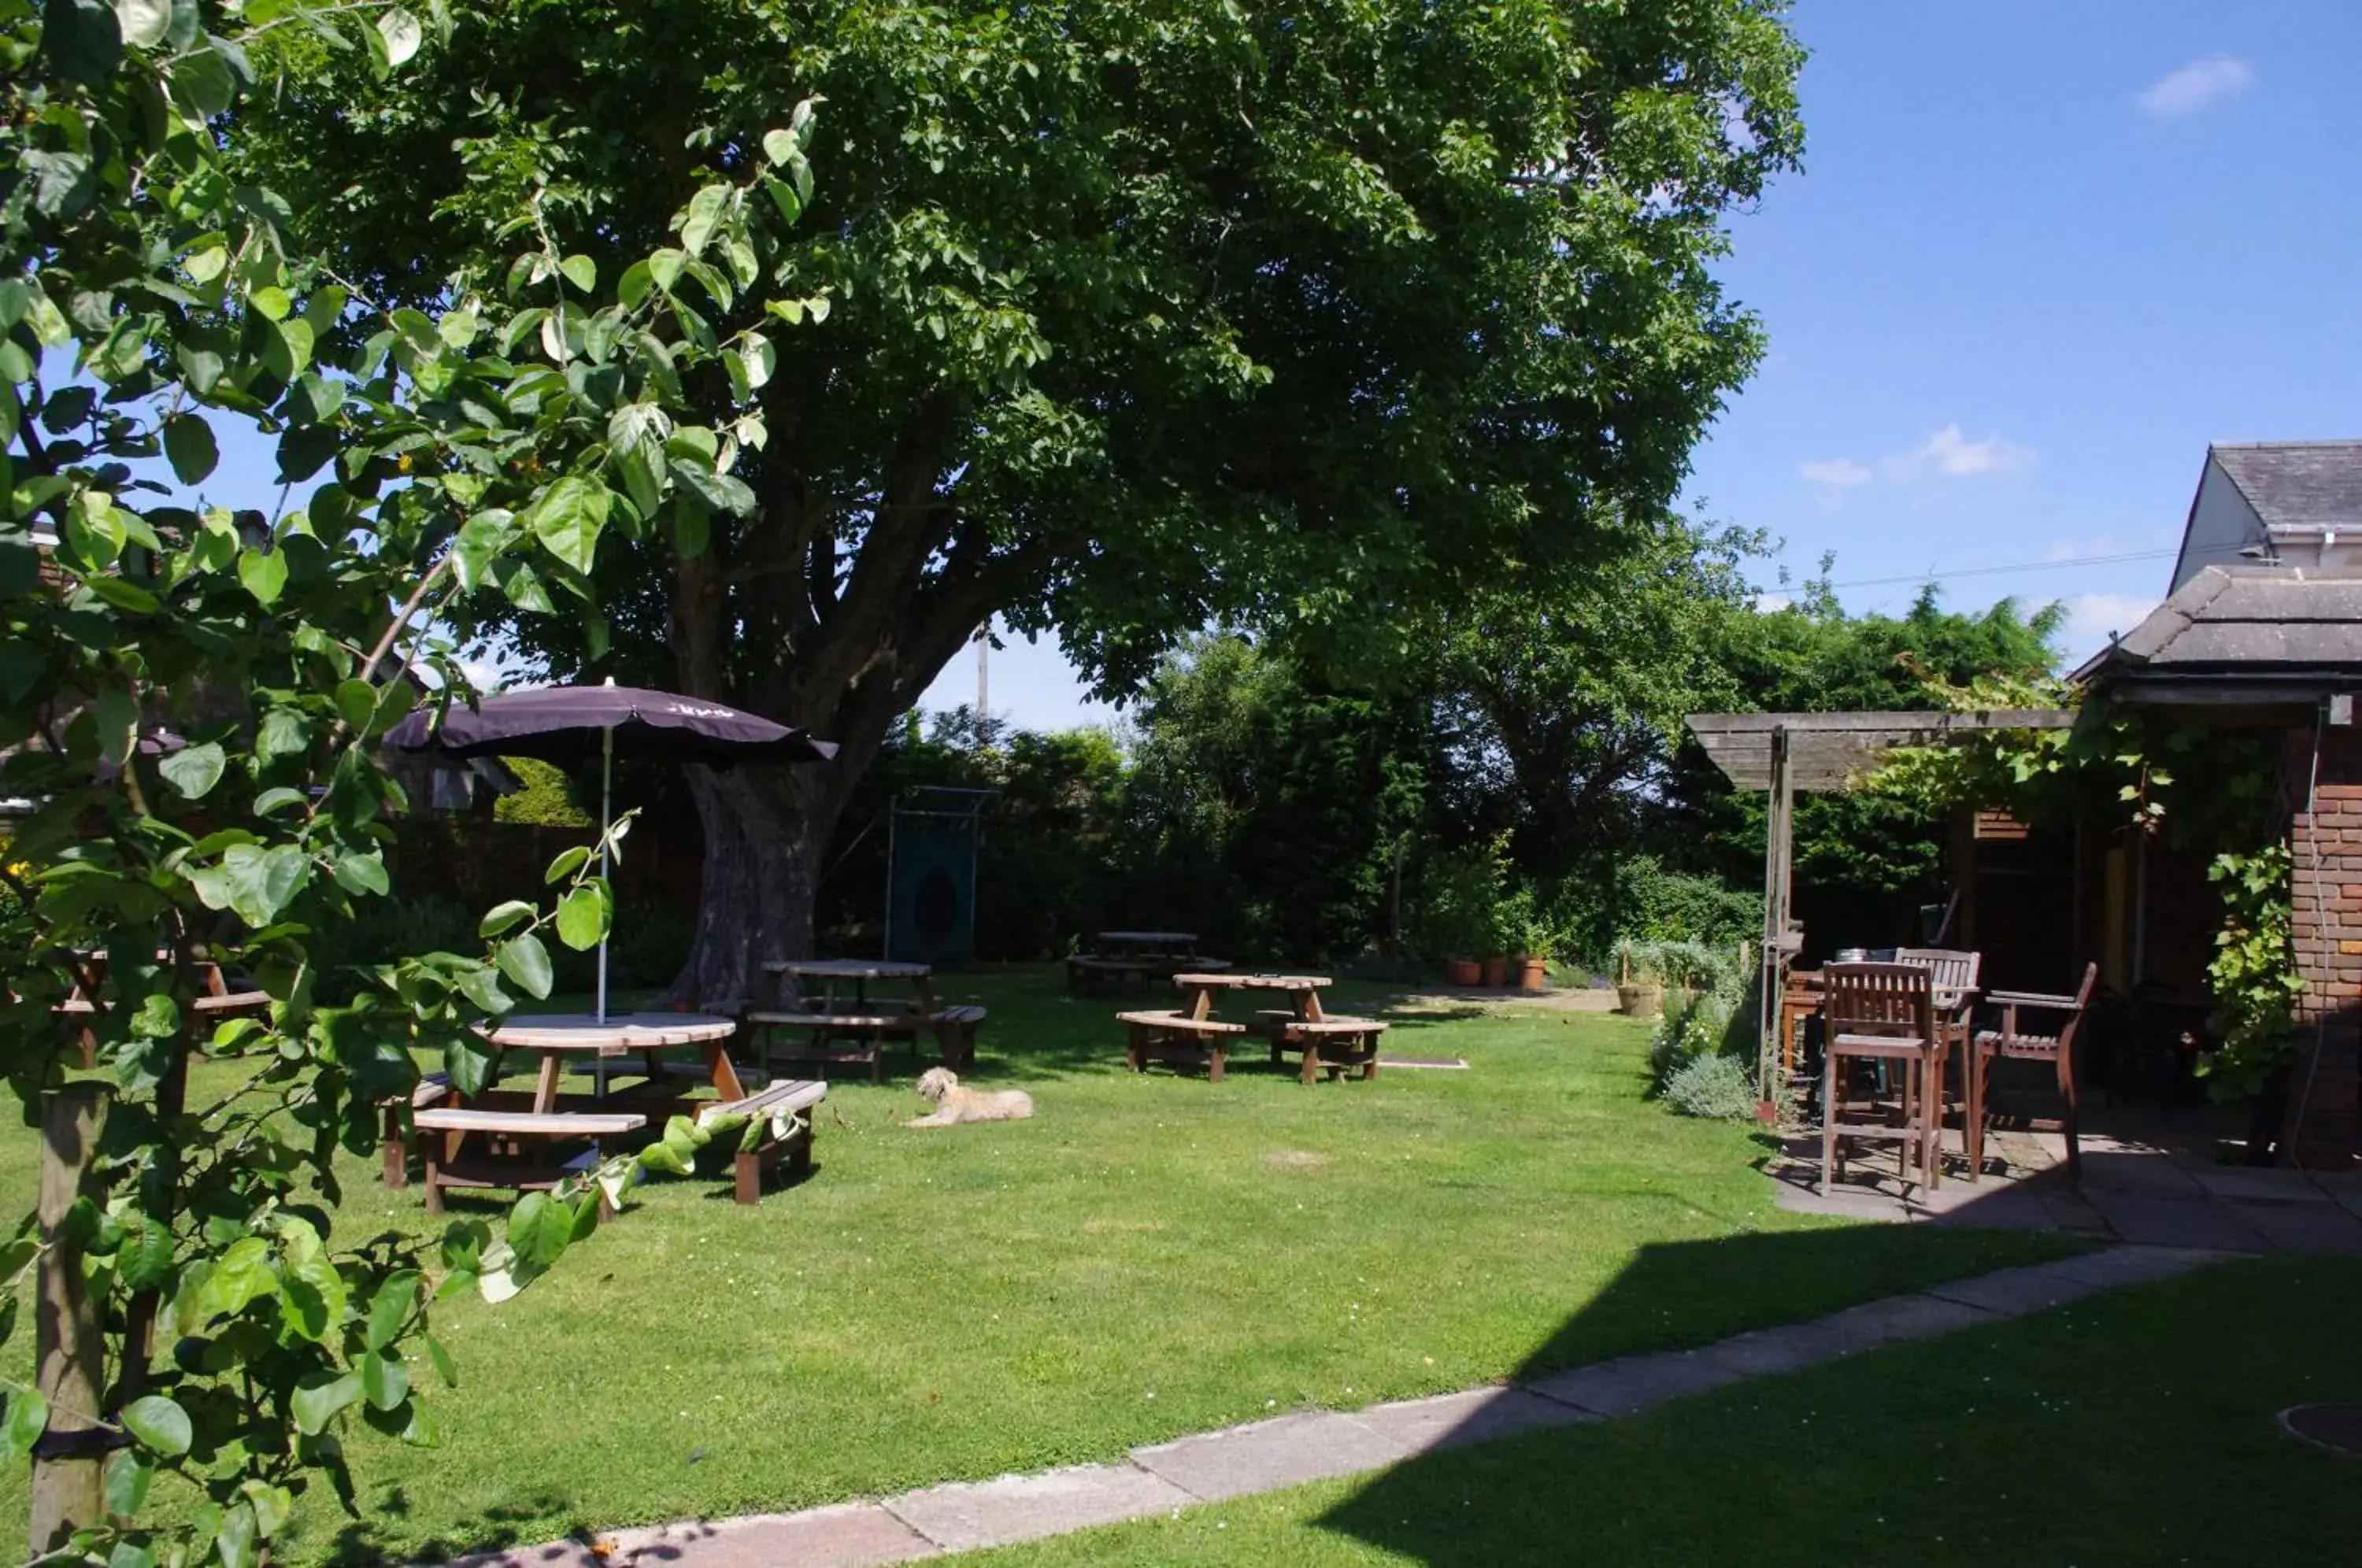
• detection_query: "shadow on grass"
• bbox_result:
[324,1484,575,1568]
[1309,1179,2086,1566]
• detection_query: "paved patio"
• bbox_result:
[1767,1106,2362,1253]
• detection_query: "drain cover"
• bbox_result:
[2280,1403,2362,1456]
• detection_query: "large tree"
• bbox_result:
[243,0,1805,998]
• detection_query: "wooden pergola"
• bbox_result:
[1684,709,2079,1096]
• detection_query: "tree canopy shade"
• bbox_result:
[242,0,1806,996]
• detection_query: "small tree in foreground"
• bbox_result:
[0,4,820,1559]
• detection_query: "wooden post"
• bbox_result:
[31,1082,109,1557]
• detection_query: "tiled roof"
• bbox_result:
[2092,565,2362,675]
[2212,442,2362,535]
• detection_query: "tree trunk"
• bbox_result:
[30,1083,107,1558]
[676,763,853,1006]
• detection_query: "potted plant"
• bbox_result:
[1507,893,1553,993]
[1613,937,1664,1017]
[1415,838,1510,986]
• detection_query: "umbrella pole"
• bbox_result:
[597,722,613,1026]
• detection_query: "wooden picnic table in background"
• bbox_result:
[1122,971,1386,1084]
[750,959,982,1078]
[54,952,270,1067]
[477,1011,746,1111]
[1098,930,1199,958]
[1173,971,1331,1022]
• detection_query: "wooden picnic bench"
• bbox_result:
[1249,1010,1390,1083]
[698,1078,829,1203]
[1118,1010,1249,1082]
[413,1105,650,1219]
[1066,931,1225,993]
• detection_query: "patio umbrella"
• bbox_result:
[387,681,835,1020]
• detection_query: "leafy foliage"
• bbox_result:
[0,6,820,1559]
[2201,847,2305,1101]
[1662,1050,1759,1121]
[229,0,1809,992]
[491,757,592,828]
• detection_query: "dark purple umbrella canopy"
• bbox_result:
[385,685,835,767]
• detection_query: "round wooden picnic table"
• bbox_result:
[477,1012,742,1112]
[1172,971,1334,1023]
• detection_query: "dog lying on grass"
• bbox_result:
[905,1067,1034,1127]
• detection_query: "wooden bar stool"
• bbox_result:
[1820,962,1944,1196]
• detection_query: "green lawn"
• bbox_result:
[968,1252,2362,1566]
[1,968,2080,1563]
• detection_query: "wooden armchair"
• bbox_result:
[1968,962,2098,1183]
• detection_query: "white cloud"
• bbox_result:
[1797,457,1871,490]
[1879,424,2034,483]
[2061,592,2161,655]
[2136,56,2253,119]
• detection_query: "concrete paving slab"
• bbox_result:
[574,1506,938,1568]
[883,1463,1189,1552]
[1346,1387,1586,1454]
[1922,1260,2103,1316]
[2221,1199,2362,1255]
[2049,1244,2229,1289]
[2081,1189,2271,1252]
[1523,1349,1749,1417]
[1131,1410,1409,1501]
[1914,1182,2058,1230]
[2190,1167,2338,1204]
[1696,1321,1854,1377]
[1769,1181,1911,1223]
[2315,1172,2362,1222]
[1811,1291,1998,1352]
[2078,1148,2205,1196]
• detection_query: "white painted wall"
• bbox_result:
[2169,456,2265,590]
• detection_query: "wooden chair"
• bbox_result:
[1897,947,1985,1173]
[1969,963,2097,1184]
[1820,962,1943,1196]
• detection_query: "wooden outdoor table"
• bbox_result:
[758,960,938,1077]
[1097,930,1198,957]
[477,1012,745,1112]
[1172,971,1333,1024]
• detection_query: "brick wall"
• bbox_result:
[2286,727,2362,1168]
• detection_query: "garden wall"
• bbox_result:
[2288,725,2362,1169]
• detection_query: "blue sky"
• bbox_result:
[936,1,2362,731]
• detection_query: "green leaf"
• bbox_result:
[215,1500,258,1568]
[361,1351,409,1412]
[113,0,170,48]
[367,1271,420,1352]
[560,254,597,295]
[105,1448,154,1520]
[377,5,422,67]
[505,1191,573,1275]
[331,852,390,897]
[120,1394,192,1456]
[332,677,379,733]
[159,741,226,800]
[679,184,731,257]
[544,845,592,885]
[762,128,796,166]
[0,1389,47,1463]
[288,1370,361,1437]
[162,413,219,484]
[454,964,511,1015]
[444,1034,498,1096]
[478,899,534,939]
[46,0,122,83]
[554,884,609,951]
[238,545,288,607]
[197,1236,278,1320]
[276,1219,348,1343]
[424,1332,457,1389]
[672,460,757,516]
[221,842,306,928]
[495,931,553,1000]
[528,475,611,575]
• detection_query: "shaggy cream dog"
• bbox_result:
[905,1067,1034,1127]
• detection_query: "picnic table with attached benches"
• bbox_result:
[1067,931,1227,993]
[391,1011,824,1213]
[1120,971,1388,1083]
[53,951,271,1068]
[746,960,987,1078]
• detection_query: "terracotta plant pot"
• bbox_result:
[1616,982,1664,1017]
[1444,958,1483,986]
[1480,956,1509,988]
[1516,957,1549,993]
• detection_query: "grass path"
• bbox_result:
[0,969,2075,1563]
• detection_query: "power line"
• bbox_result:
[1821,548,2174,591]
